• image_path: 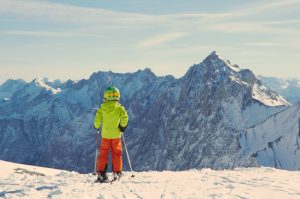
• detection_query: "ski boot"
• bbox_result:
[96,172,109,183]
[112,171,123,182]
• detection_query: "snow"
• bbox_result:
[227,64,241,73]
[1,161,300,199]
[281,81,290,89]
[240,104,300,170]
[212,51,241,72]
[242,102,287,128]
[228,75,247,86]
[34,78,61,94]
[252,83,289,106]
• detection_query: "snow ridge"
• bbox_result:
[34,78,62,94]
[252,83,290,106]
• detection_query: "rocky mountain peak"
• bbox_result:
[184,51,242,80]
[182,52,289,108]
[203,51,240,72]
[132,68,157,80]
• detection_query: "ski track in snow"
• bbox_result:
[1,161,300,199]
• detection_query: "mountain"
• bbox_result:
[42,78,63,89]
[0,51,295,173]
[0,79,26,101]
[240,103,300,170]
[259,76,300,104]
[1,160,300,199]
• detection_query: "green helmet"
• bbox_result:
[104,86,120,101]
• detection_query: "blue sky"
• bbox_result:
[0,0,299,83]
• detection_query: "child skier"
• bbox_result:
[94,86,129,183]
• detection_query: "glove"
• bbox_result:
[94,126,100,131]
[118,124,127,132]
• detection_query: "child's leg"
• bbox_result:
[97,139,111,174]
[111,138,122,174]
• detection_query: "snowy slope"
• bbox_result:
[1,161,299,199]
[240,103,300,170]
[252,83,289,106]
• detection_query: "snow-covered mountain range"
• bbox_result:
[0,51,299,173]
[0,79,26,101]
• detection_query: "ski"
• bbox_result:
[95,178,110,184]
[109,175,121,184]
[109,178,118,184]
[94,174,122,184]
[94,178,119,184]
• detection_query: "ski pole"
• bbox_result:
[122,133,135,177]
[93,129,100,175]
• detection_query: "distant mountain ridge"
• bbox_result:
[1,51,299,172]
[259,76,300,104]
[0,79,26,101]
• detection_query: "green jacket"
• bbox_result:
[94,101,129,139]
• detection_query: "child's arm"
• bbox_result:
[119,106,129,131]
[94,108,103,129]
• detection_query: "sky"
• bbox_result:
[0,0,300,83]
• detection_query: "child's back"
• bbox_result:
[93,86,128,183]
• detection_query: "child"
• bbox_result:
[94,86,129,183]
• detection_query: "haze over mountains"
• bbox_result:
[0,51,299,173]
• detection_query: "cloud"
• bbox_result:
[262,19,300,25]
[0,0,245,29]
[242,42,288,47]
[137,32,189,48]
[0,0,155,24]
[0,30,96,37]
[206,21,299,34]
[0,0,299,52]
[256,0,300,10]
[1,0,298,36]
[233,0,300,16]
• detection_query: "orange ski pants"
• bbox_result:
[97,138,122,174]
